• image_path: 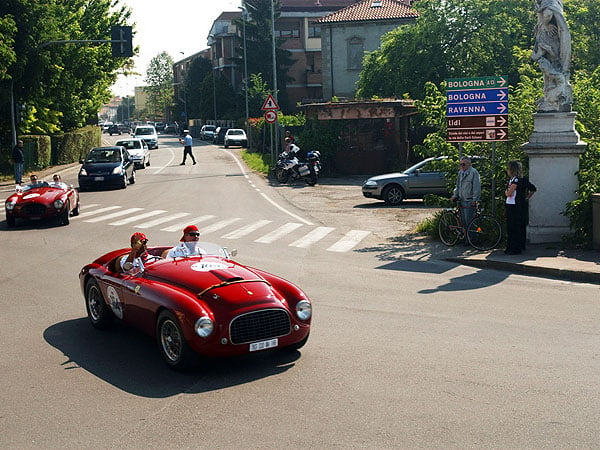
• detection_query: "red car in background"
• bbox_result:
[80,242,312,370]
[5,180,80,227]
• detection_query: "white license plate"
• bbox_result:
[94,176,104,181]
[249,338,278,352]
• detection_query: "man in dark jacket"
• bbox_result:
[12,140,24,185]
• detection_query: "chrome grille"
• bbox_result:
[230,309,291,345]
[23,203,46,215]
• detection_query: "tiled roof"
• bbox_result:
[318,0,418,23]
[282,0,360,11]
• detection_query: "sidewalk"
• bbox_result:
[277,175,600,285]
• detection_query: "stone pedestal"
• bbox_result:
[522,112,586,243]
[593,194,600,251]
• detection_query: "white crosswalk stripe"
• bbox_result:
[222,220,272,239]
[161,215,216,232]
[201,218,242,234]
[63,203,372,252]
[75,206,122,219]
[84,207,144,223]
[255,222,303,244]
[327,230,371,252]
[109,210,166,226]
[289,226,335,248]
[136,212,191,229]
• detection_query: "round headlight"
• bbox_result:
[194,317,214,338]
[5,201,16,211]
[53,199,65,209]
[295,300,312,321]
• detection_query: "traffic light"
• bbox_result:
[111,25,133,57]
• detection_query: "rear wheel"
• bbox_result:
[382,185,404,205]
[438,210,462,246]
[85,279,114,330]
[467,215,502,250]
[156,310,195,370]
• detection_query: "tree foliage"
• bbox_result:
[182,57,212,119]
[144,51,174,120]
[0,0,134,142]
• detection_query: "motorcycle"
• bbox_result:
[273,150,321,186]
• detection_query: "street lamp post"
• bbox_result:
[239,3,250,144]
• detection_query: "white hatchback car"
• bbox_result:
[224,129,248,148]
[116,138,150,169]
[133,125,158,149]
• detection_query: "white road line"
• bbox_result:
[161,215,217,232]
[221,148,313,225]
[255,223,303,243]
[84,207,144,223]
[153,147,176,173]
[74,206,122,219]
[327,230,371,252]
[136,212,191,229]
[222,220,272,239]
[109,210,166,226]
[289,226,335,248]
[201,218,242,234]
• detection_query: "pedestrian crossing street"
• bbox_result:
[72,203,371,253]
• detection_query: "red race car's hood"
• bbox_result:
[11,188,63,204]
[145,256,279,305]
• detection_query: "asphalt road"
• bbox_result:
[1,134,599,449]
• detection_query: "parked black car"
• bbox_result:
[78,146,136,191]
[213,127,230,145]
[107,124,122,135]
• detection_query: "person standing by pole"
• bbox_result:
[179,130,196,166]
[12,139,24,185]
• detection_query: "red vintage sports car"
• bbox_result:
[79,243,312,369]
[5,181,80,227]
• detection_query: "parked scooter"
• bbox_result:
[273,149,321,186]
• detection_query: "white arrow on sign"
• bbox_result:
[497,129,507,140]
[497,90,507,101]
[498,76,507,87]
[497,103,507,114]
[497,116,507,127]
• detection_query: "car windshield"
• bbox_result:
[116,140,141,150]
[403,157,446,174]
[86,149,121,163]
[204,126,216,131]
[135,128,154,135]
[20,181,50,192]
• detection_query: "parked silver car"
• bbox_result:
[362,156,449,205]
[200,125,216,141]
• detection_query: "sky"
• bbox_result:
[111,0,242,97]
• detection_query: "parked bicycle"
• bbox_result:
[438,205,502,251]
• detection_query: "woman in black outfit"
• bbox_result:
[504,161,537,255]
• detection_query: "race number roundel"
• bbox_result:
[264,110,277,124]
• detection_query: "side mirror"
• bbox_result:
[79,158,84,164]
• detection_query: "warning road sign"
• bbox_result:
[261,94,280,111]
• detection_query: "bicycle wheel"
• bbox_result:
[438,210,462,246]
[467,215,502,250]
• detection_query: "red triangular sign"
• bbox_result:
[261,94,280,110]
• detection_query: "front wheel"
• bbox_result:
[382,185,404,206]
[156,310,195,370]
[275,168,289,184]
[129,170,136,185]
[438,210,462,246]
[6,215,15,228]
[59,201,70,226]
[467,215,502,250]
[85,279,114,330]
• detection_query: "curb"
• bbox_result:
[446,257,600,284]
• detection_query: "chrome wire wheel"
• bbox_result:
[160,318,183,363]
[87,284,102,322]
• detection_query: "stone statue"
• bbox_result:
[532,0,573,112]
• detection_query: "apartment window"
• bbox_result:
[347,37,364,70]
[308,21,321,38]
[276,22,300,38]
[306,52,315,73]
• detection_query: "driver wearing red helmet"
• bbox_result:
[165,225,205,258]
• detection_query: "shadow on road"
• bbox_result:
[44,318,300,398]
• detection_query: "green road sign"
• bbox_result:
[446,76,508,91]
